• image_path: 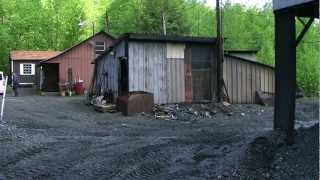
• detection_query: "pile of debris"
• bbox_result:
[153,102,233,121]
[91,95,116,113]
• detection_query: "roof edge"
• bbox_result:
[225,49,259,54]
[225,54,274,69]
[40,31,115,64]
[94,33,217,62]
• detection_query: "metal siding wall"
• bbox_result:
[223,56,275,104]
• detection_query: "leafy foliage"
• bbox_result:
[0,0,318,96]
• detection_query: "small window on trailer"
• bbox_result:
[95,41,106,55]
[20,63,35,75]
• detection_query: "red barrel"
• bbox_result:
[74,81,85,95]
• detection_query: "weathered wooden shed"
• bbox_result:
[94,33,218,104]
[94,33,276,105]
[223,53,275,104]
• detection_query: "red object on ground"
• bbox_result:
[74,82,85,95]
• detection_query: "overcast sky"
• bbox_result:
[206,0,269,8]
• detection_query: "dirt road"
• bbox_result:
[0,95,318,179]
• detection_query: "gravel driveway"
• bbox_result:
[0,95,318,179]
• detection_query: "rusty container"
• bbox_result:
[117,91,154,116]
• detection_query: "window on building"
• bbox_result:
[95,41,106,55]
[20,63,35,75]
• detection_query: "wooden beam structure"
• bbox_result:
[216,0,224,102]
[273,0,319,144]
[274,11,296,143]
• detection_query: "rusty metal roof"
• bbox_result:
[10,51,62,61]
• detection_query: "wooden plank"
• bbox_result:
[167,59,171,103]
[225,58,230,102]
[247,63,253,103]
[260,68,265,92]
[251,64,257,104]
[242,62,247,103]
[227,58,233,103]
[184,46,193,102]
[236,61,241,103]
[268,69,273,93]
[232,59,237,103]
[180,59,186,102]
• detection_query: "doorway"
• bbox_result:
[41,63,59,92]
[185,44,217,102]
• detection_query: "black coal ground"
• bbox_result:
[0,96,318,180]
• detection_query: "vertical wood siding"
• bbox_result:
[166,43,185,103]
[223,56,275,104]
[95,41,125,100]
[128,42,186,104]
[129,42,168,104]
[48,33,114,90]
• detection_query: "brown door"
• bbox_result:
[42,63,59,92]
[186,44,216,102]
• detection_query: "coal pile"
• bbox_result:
[240,124,319,179]
[153,103,233,121]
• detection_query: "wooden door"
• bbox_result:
[186,44,216,102]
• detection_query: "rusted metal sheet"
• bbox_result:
[48,33,114,90]
[117,91,154,116]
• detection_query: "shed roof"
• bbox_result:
[41,31,115,64]
[94,33,217,62]
[225,54,274,69]
[273,0,319,17]
[123,33,217,43]
[273,0,314,10]
[10,51,62,61]
[225,50,258,54]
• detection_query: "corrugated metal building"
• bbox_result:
[94,33,275,104]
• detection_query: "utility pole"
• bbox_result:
[216,0,224,102]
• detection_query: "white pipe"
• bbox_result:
[1,76,8,122]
